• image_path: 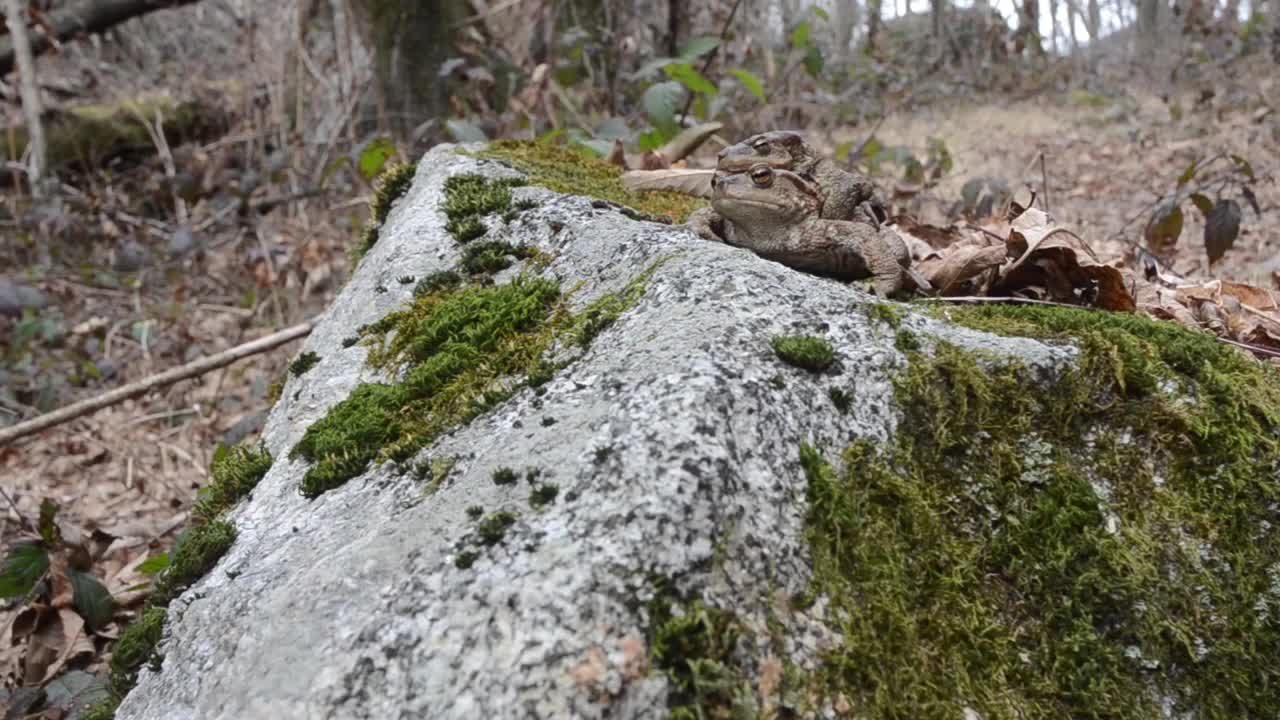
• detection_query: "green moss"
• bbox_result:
[193,442,272,524]
[648,587,755,719]
[413,270,462,298]
[81,696,120,720]
[476,511,518,546]
[771,335,835,372]
[529,483,559,509]
[467,506,484,520]
[414,456,455,495]
[894,328,921,352]
[865,302,905,328]
[827,387,851,414]
[151,521,235,607]
[492,467,518,485]
[460,240,536,276]
[800,304,1280,719]
[291,277,562,497]
[289,351,320,377]
[353,162,418,265]
[107,606,166,697]
[292,257,666,498]
[475,141,705,223]
[442,174,524,243]
[455,550,479,569]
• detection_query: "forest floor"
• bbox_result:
[1,45,1277,698]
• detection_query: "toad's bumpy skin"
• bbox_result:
[716,130,889,225]
[702,164,913,297]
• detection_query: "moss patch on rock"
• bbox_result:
[352,162,418,266]
[647,584,756,720]
[475,141,705,223]
[87,437,265,719]
[442,174,525,243]
[192,442,273,524]
[800,305,1280,719]
[771,335,835,373]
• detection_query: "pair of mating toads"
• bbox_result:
[684,131,928,297]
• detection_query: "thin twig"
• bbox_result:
[1039,151,1050,213]
[677,0,745,125]
[0,321,314,446]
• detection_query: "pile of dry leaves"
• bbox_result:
[892,198,1280,359]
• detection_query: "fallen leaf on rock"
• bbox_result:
[620,169,714,197]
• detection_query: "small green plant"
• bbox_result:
[353,161,418,265]
[460,241,536,276]
[466,506,484,520]
[529,484,559,509]
[455,550,479,570]
[828,387,851,414]
[193,442,272,524]
[770,335,835,372]
[289,351,320,377]
[492,467,518,486]
[151,522,235,606]
[865,302,905,328]
[106,606,167,697]
[442,174,525,243]
[476,511,518,546]
[413,270,462,298]
[648,586,753,719]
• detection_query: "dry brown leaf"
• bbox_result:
[1132,275,1202,329]
[892,216,966,249]
[620,169,714,198]
[22,608,85,686]
[920,244,1007,295]
[999,208,1135,311]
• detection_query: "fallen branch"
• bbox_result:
[0,0,204,76]
[0,320,314,446]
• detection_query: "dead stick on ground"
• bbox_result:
[0,321,314,446]
[1040,151,1050,213]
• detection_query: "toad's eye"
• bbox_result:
[749,166,773,186]
[752,141,770,154]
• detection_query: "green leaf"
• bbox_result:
[1189,192,1214,217]
[630,57,678,80]
[1204,199,1242,264]
[0,543,49,598]
[69,570,114,631]
[834,141,855,163]
[319,156,351,187]
[803,46,824,77]
[1229,154,1256,181]
[813,7,830,20]
[1177,160,1198,188]
[665,63,718,97]
[638,128,667,152]
[445,120,488,144]
[1143,198,1184,247]
[642,81,685,137]
[358,137,397,181]
[728,69,766,101]
[791,21,812,50]
[39,499,59,546]
[679,37,720,60]
[44,669,109,709]
[137,554,170,576]
[903,157,926,184]
[594,117,630,141]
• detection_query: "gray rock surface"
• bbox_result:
[116,145,1073,720]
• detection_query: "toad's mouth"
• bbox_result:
[713,197,792,211]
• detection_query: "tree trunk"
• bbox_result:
[346,0,471,136]
[2,0,45,194]
[834,0,860,65]
[0,0,204,76]
[1138,0,1160,51]
[1017,0,1043,54]
[930,0,944,39]
[867,0,883,53]
[1087,0,1101,40]
[1048,0,1060,53]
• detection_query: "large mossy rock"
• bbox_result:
[115,142,1280,720]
